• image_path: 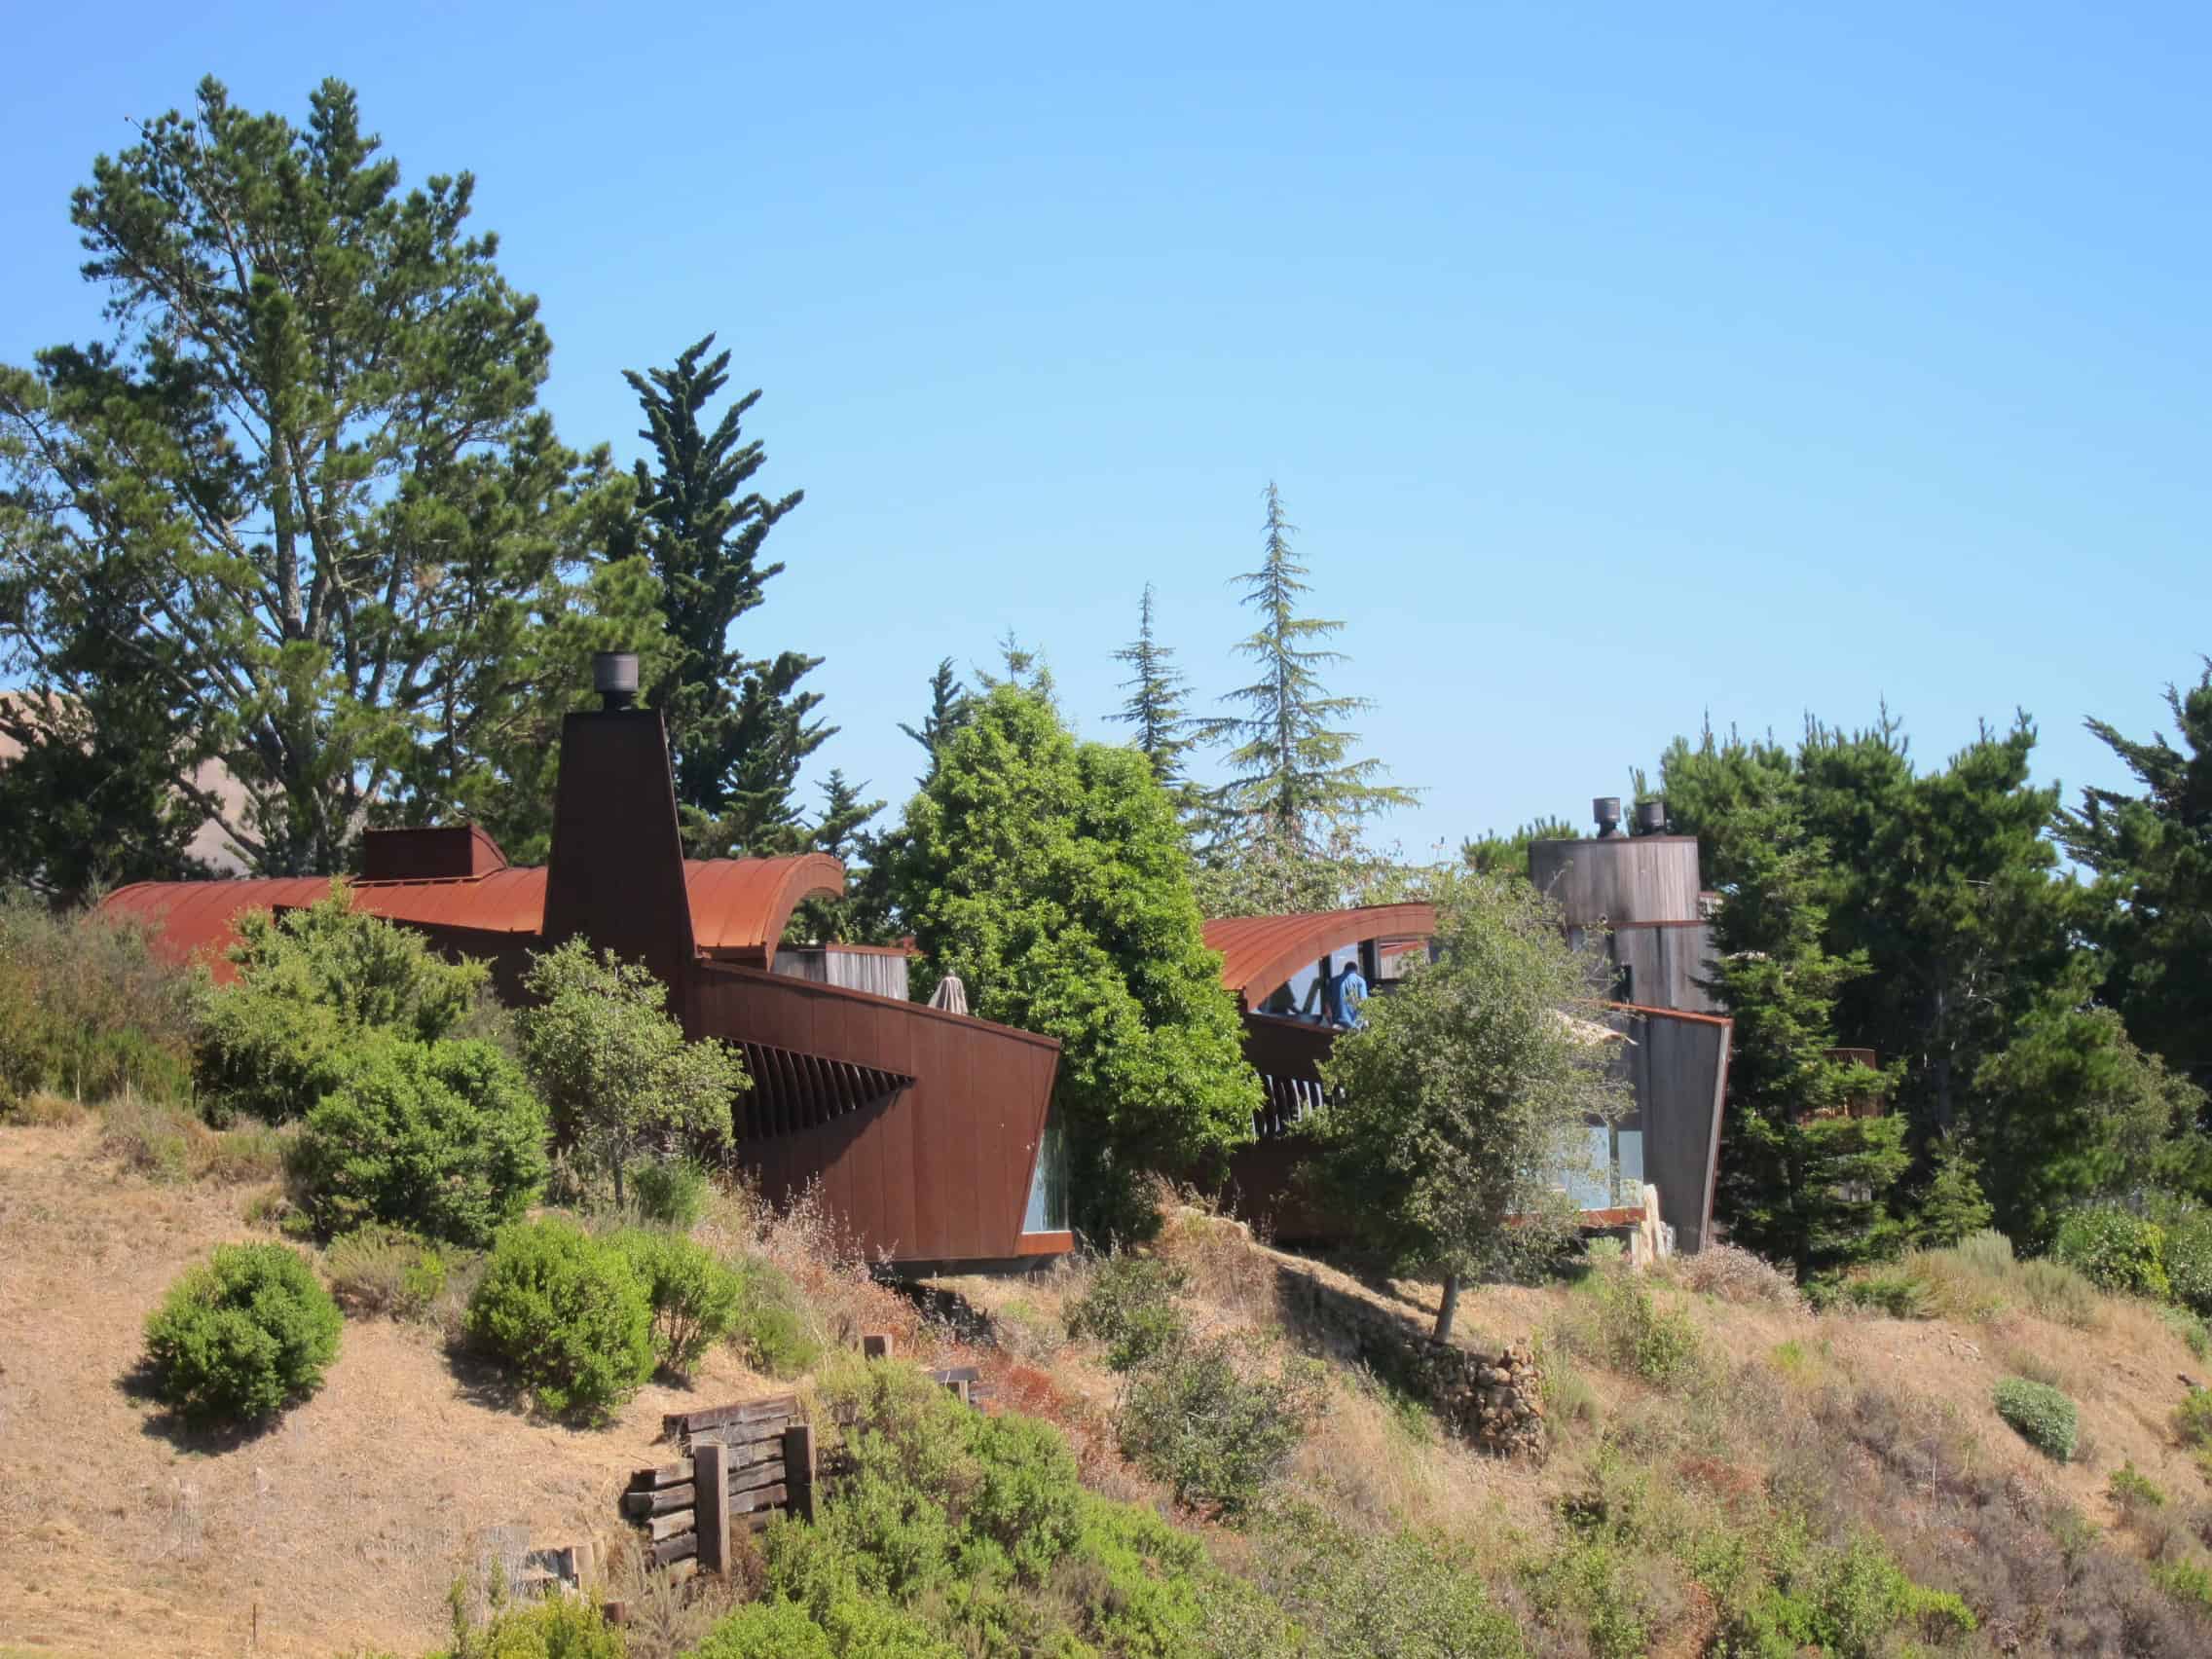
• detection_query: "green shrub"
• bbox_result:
[464,1219,654,1421]
[1993,1375,2079,1460]
[628,1157,712,1229]
[324,1226,452,1321]
[2109,1460,2169,1517]
[1572,1265,1704,1386]
[0,892,199,1109]
[98,1091,199,1181]
[2051,1206,2170,1299]
[195,887,488,1123]
[729,1257,821,1378]
[1521,1535,1647,1659]
[439,1591,627,1658]
[2173,1387,2212,1448]
[1064,1251,1190,1372]
[290,1037,547,1246]
[612,1229,743,1374]
[1722,1530,1976,1657]
[142,1243,344,1424]
[1116,1335,1326,1514]
[1236,1503,1523,1658]
[1834,1271,1935,1319]
[688,1600,838,1659]
[2162,1210,2212,1316]
[2152,1556,2212,1611]
[2160,1305,2212,1361]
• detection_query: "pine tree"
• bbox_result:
[1111,585,1196,785]
[1201,483,1414,870]
[2062,665,2212,1087]
[1909,1135,1996,1247]
[794,769,896,944]
[0,78,657,874]
[899,658,972,785]
[620,334,826,856]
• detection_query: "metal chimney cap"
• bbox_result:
[1635,798,1668,834]
[1593,796,1623,837]
[593,650,641,710]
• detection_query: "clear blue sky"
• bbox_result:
[6,2,2207,855]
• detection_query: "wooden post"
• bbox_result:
[783,1422,817,1524]
[694,1441,730,1575]
[862,1333,894,1360]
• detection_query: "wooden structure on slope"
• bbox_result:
[102,656,1069,1270]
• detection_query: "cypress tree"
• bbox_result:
[621,335,826,856]
[899,658,972,785]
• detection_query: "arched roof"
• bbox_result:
[102,853,845,982]
[1203,903,1438,1012]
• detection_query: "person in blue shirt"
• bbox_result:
[1335,957,1370,1029]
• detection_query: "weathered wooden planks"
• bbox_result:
[621,1483,696,1517]
[662,1394,800,1441]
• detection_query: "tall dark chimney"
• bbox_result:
[542,653,696,994]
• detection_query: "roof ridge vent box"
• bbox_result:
[359,823,507,882]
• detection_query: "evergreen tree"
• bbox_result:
[2062,665,2212,1087]
[0,78,658,874]
[1110,585,1196,785]
[1201,483,1414,868]
[1705,797,1910,1275]
[1460,816,1581,881]
[619,334,825,857]
[1909,1135,1996,1247]
[793,768,897,944]
[895,684,1260,1235]
[0,547,215,898]
[899,658,972,784]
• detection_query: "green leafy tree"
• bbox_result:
[2062,665,2212,1087]
[515,940,747,1207]
[1198,483,1415,907]
[1704,801,1910,1275]
[896,685,1260,1235]
[617,335,825,857]
[0,77,661,874]
[1110,584,1196,787]
[1908,1135,1996,1247]
[1309,869,1628,1340]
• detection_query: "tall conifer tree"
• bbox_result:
[1111,584,1196,785]
[621,335,826,855]
[1202,482,1414,875]
[899,658,972,785]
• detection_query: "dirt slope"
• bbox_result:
[0,1123,777,1659]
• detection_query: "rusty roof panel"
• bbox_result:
[1202,903,1438,1011]
[682,853,843,961]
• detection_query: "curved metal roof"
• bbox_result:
[101,853,844,981]
[1202,903,1438,1011]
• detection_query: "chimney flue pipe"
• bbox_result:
[1635,798,1668,836]
[1593,796,1623,838]
[593,650,641,711]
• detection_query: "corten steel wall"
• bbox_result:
[1219,1014,1347,1240]
[1610,1004,1730,1252]
[1598,922,1719,1014]
[1529,837,1702,928]
[686,962,1066,1263]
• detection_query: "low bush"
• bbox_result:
[1116,1334,1327,1515]
[1664,1241,1802,1309]
[2161,1306,2212,1361]
[0,892,199,1110]
[1566,1264,1705,1387]
[1994,1375,2079,1461]
[729,1256,821,1378]
[194,888,491,1124]
[436,1590,626,1658]
[1720,1530,1977,1657]
[464,1219,654,1422]
[1894,1229,2102,1328]
[2053,1206,2171,1300]
[323,1226,453,1321]
[2112,1461,2170,1518]
[1063,1251,1190,1372]
[2152,1556,2212,1612]
[628,1157,712,1230]
[613,1229,743,1375]
[99,1092,200,1181]
[142,1243,344,1424]
[2173,1388,2212,1449]
[2163,1210,2212,1316]
[1832,1270,1935,1320]
[289,1037,547,1246]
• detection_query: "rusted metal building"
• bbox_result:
[102,657,1070,1270]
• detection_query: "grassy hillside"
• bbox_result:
[8,1103,2212,1657]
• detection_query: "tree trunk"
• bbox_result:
[612,1158,627,1212]
[1433,1273,1460,1344]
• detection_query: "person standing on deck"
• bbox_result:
[1335,957,1370,1029]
